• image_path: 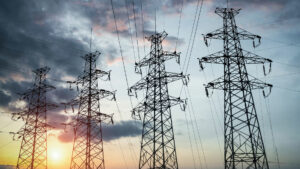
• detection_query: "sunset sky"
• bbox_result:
[0,0,300,169]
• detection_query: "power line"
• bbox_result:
[0,121,14,131]
[259,68,280,169]
[184,0,204,74]
[238,26,300,51]
[184,89,203,169]
[207,93,222,156]
[258,71,300,79]
[139,0,147,56]
[125,0,137,63]
[264,97,280,169]
[208,61,224,132]
[273,61,300,69]
[184,87,208,169]
[116,139,129,169]
[173,1,209,166]
[172,1,209,165]
[109,81,139,163]
[132,0,141,62]
[110,0,134,109]
[173,2,206,166]
[179,0,203,97]
[273,85,300,93]
[0,140,14,151]
[245,17,300,29]
[184,110,197,169]
[110,2,141,166]
[255,42,300,52]
[175,0,184,51]
[264,37,300,48]
[181,0,201,71]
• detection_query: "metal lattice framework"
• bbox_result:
[65,51,114,169]
[198,8,273,169]
[11,67,56,169]
[129,31,189,169]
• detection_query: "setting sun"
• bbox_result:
[50,149,62,162]
[46,134,73,169]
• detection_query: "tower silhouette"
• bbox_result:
[129,31,189,169]
[12,67,56,169]
[66,51,115,169]
[198,8,273,169]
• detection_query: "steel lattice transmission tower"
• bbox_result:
[129,31,189,169]
[65,51,115,169]
[198,8,273,169]
[11,67,56,169]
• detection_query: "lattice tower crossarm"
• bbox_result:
[129,31,189,169]
[11,67,56,169]
[65,51,114,169]
[198,8,273,169]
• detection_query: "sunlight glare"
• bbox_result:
[50,149,62,162]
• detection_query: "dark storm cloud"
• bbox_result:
[0,80,31,111]
[0,0,192,111]
[0,90,11,107]
[48,87,77,105]
[102,120,142,141]
[0,0,87,112]
[0,0,188,146]
[57,120,142,142]
[0,0,94,114]
[47,111,69,126]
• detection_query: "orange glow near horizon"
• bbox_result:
[47,133,73,169]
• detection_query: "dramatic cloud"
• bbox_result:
[57,120,142,142]
[0,0,189,112]
[102,120,142,141]
[0,90,11,107]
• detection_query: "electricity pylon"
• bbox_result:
[198,8,273,169]
[65,51,115,169]
[11,67,56,169]
[129,31,189,169]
